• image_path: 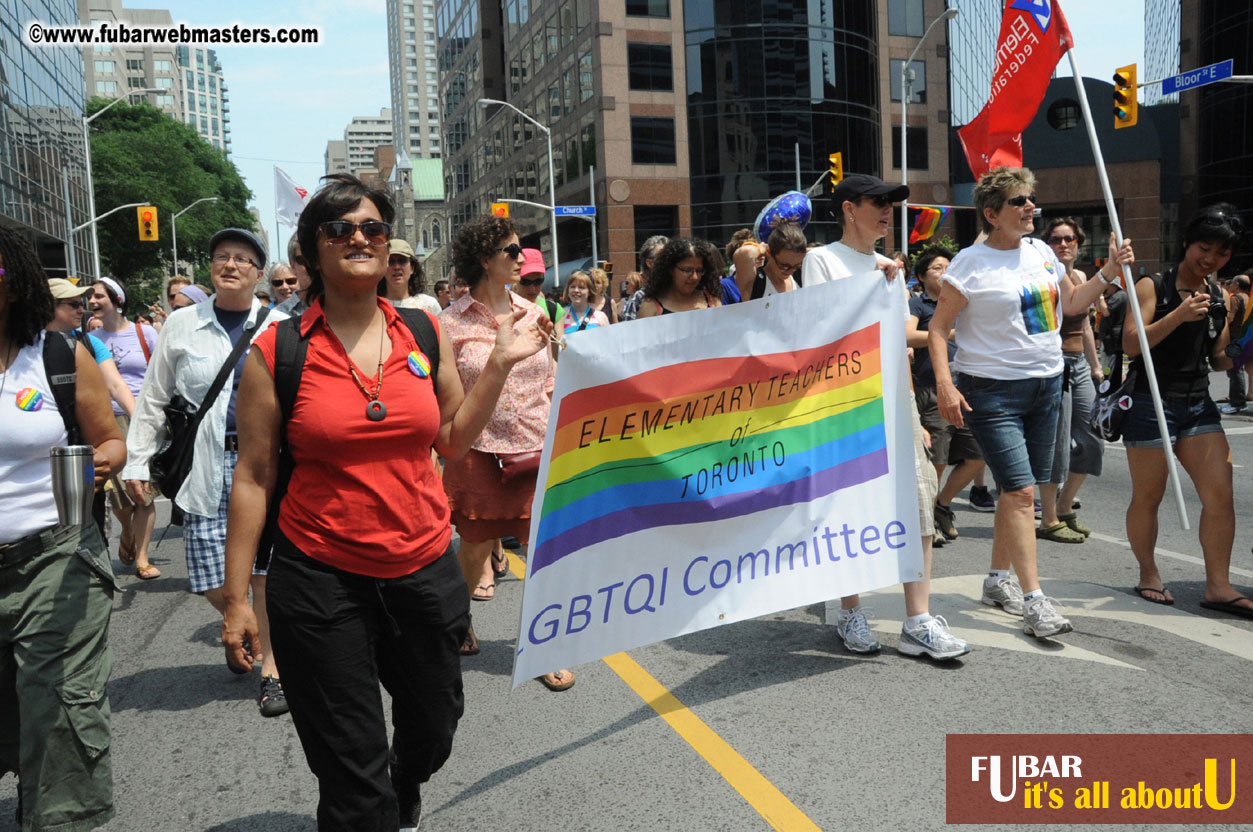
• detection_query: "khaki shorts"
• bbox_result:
[107,413,154,511]
[912,401,938,537]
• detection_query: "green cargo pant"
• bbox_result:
[0,523,117,832]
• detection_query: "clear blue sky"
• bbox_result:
[155,1,1145,258]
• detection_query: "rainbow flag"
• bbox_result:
[909,206,950,244]
[530,323,889,574]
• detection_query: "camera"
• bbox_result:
[1208,296,1227,322]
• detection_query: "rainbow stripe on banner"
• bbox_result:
[530,322,889,574]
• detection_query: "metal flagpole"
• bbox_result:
[1066,49,1190,529]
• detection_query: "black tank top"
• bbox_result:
[1130,267,1219,398]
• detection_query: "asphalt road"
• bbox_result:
[4,375,1252,831]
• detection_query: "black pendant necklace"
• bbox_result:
[338,314,388,422]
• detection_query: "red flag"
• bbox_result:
[957,0,1074,178]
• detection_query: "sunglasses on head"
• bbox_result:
[1203,211,1245,236]
[319,220,391,245]
[497,243,525,259]
[519,277,544,287]
[1006,194,1038,207]
[1048,234,1077,244]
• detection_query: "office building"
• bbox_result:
[387,0,443,159]
[1144,0,1181,107]
[325,140,348,175]
[3,0,93,274]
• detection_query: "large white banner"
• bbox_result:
[511,276,923,688]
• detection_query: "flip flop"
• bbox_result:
[118,539,137,565]
[1133,585,1174,606]
[537,669,575,692]
[471,582,495,602]
[135,563,161,580]
[491,550,509,580]
[1199,596,1253,620]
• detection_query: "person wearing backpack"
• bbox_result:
[220,176,553,830]
[121,227,289,715]
[729,221,807,302]
[0,226,126,832]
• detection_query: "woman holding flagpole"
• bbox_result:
[928,166,1131,639]
[1119,204,1251,618]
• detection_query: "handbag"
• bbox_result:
[1089,354,1137,443]
[495,450,541,485]
[150,308,270,500]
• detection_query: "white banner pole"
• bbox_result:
[1065,49,1190,530]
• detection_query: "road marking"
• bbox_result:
[1087,532,1253,579]
[504,551,821,832]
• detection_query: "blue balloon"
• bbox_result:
[754,191,813,242]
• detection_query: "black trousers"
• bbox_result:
[267,532,470,831]
[1228,366,1246,409]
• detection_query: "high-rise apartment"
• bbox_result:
[330,109,394,177]
[176,46,231,153]
[3,0,93,274]
[387,0,442,159]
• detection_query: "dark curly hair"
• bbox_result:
[376,252,427,298]
[644,238,724,301]
[0,225,56,347]
[296,173,395,301]
[451,215,517,289]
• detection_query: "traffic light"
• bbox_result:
[137,205,159,241]
[602,261,612,275]
[828,152,844,192]
[491,202,509,218]
[1113,64,1138,129]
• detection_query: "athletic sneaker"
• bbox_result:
[981,575,1025,616]
[969,485,995,512]
[392,750,423,831]
[932,533,946,548]
[835,606,881,653]
[934,501,959,540]
[898,615,971,660]
[1220,403,1245,415]
[1023,595,1074,638]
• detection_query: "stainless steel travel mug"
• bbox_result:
[50,445,95,527]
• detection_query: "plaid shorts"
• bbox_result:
[183,448,266,593]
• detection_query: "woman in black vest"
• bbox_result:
[1121,203,1250,618]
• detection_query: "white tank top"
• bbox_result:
[0,333,69,544]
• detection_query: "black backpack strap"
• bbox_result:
[44,331,80,444]
[394,307,440,396]
[257,313,308,570]
[750,270,767,301]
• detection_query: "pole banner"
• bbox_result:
[511,277,924,687]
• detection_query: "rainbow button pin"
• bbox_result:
[407,350,431,379]
[16,387,44,412]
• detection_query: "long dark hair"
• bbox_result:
[0,225,56,347]
[644,238,723,300]
[376,254,427,298]
[296,173,396,301]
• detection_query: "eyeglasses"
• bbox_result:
[212,253,260,269]
[497,243,525,259]
[1048,234,1077,244]
[771,254,804,273]
[319,220,391,246]
[167,294,179,303]
[271,277,299,286]
[519,277,544,287]
[1006,194,1038,207]
[675,265,706,276]
[57,299,85,310]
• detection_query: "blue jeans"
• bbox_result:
[956,372,1063,493]
[1122,392,1223,448]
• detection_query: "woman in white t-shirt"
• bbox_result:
[926,167,1132,639]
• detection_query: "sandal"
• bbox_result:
[1133,585,1174,606]
[259,676,289,718]
[1036,522,1085,544]
[1057,512,1091,538]
[135,562,161,580]
[118,539,137,565]
[537,669,575,692]
[471,582,495,602]
[491,550,509,580]
[460,623,480,656]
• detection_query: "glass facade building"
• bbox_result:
[944,0,1000,128]
[1144,0,1181,106]
[684,0,879,244]
[1,0,93,274]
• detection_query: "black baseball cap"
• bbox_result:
[208,228,268,269]
[830,174,910,212]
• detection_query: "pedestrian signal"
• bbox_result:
[1113,64,1138,129]
[137,206,159,241]
[491,202,509,218]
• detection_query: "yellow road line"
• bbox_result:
[505,551,821,831]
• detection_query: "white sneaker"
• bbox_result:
[835,606,881,653]
[1023,595,1074,638]
[898,615,970,660]
[981,575,1025,616]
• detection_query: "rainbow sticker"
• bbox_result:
[16,388,44,411]
[407,350,431,378]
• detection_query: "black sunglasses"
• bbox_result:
[498,243,525,259]
[1203,211,1245,236]
[1047,234,1077,244]
[58,299,85,310]
[868,194,894,208]
[1006,194,1038,207]
[519,277,544,287]
[319,220,391,245]
[271,277,299,286]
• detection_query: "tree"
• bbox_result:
[88,98,254,309]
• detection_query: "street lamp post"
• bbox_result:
[83,88,162,279]
[901,7,959,258]
[171,196,220,279]
[478,98,560,288]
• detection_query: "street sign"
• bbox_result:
[555,205,596,216]
[1162,59,1234,94]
